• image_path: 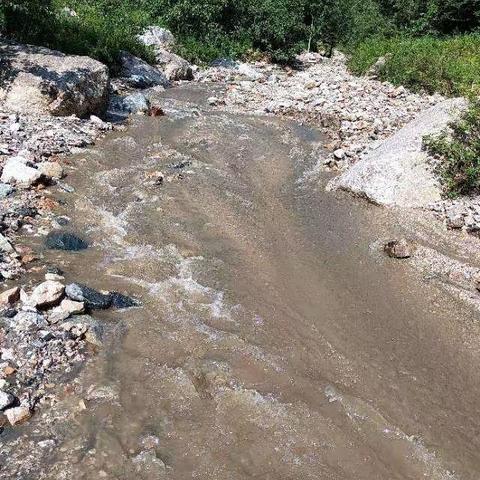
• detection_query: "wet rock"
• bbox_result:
[45,232,88,251]
[1,157,41,187]
[110,292,140,309]
[119,51,170,89]
[0,41,109,117]
[29,281,65,309]
[384,239,414,259]
[65,283,112,309]
[122,93,151,114]
[5,406,31,426]
[0,287,20,305]
[0,391,15,410]
[63,315,104,347]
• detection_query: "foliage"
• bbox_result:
[424,99,480,197]
[348,35,480,96]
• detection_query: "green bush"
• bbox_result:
[348,35,480,96]
[424,99,480,197]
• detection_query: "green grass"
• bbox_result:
[348,35,480,96]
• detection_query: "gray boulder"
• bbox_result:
[118,51,170,89]
[330,98,466,208]
[138,26,175,49]
[0,41,109,117]
[137,27,193,81]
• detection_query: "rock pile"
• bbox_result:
[201,52,440,168]
[0,277,138,430]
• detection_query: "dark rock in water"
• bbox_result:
[16,206,38,218]
[47,266,64,275]
[45,232,88,251]
[110,292,141,309]
[55,216,70,226]
[65,283,112,309]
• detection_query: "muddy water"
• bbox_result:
[36,86,480,479]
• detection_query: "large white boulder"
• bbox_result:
[330,98,467,208]
[0,41,109,117]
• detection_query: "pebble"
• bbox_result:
[5,406,31,426]
[384,239,414,259]
[0,390,15,410]
[28,281,65,309]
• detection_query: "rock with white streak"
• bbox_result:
[0,391,15,410]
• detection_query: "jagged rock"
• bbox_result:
[331,99,466,207]
[5,406,31,425]
[62,315,104,347]
[0,391,15,410]
[137,27,193,81]
[60,298,85,315]
[65,283,112,309]
[0,233,14,253]
[0,183,14,198]
[0,287,20,305]
[45,232,88,251]
[29,281,65,309]
[119,51,170,89]
[1,156,42,186]
[0,41,109,117]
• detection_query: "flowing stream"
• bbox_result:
[16,85,480,479]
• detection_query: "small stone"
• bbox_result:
[0,391,15,410]
[1,157,42,187]
[384,239,414,259]
[334,149,345,160]
[65,283,112,309]
[3,365,16,376]
[60,298,85,315]
[0,234,14,253]
[0,287,20,305]
[0,183,14,198]
[5,406,31,426]
[148,106,165,117]
[446,213,464,229]
[29,281,65,309]
[207,97,219,106]
[45,273,65,281]
[38,161,64,180]
[45,232,88,251]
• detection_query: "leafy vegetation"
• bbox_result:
[348,35,480,96]
[424,100,480,197]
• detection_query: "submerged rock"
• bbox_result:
[45,232,88,251]
[62,315,104,347]
[65,283,112,309]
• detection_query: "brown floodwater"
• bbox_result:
[11,85,480,479]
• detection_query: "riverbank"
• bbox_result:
[2,33,480,479]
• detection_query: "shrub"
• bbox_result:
[348,35,480,96]
[424,99,480,197]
